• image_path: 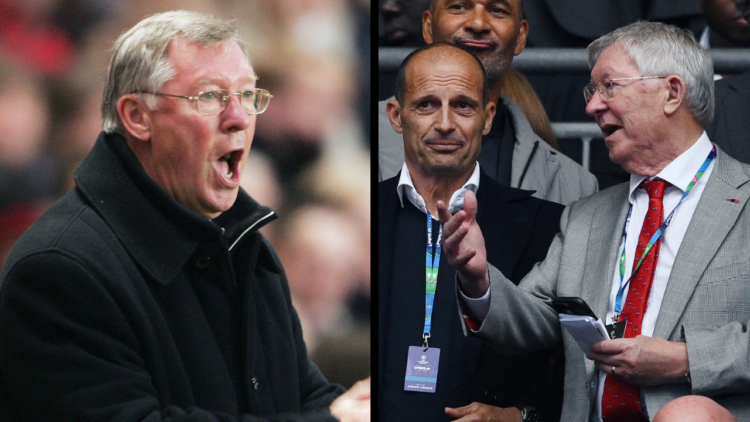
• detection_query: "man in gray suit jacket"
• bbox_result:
[440,21,749,421]
[379,0,598,206]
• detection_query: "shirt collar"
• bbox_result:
[628,131,713,202]
[396,162,480,216]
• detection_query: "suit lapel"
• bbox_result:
[582,185,631,322]
[476,171,538,282]
[653,150,750,338]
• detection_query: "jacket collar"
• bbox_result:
[74,132,276,285]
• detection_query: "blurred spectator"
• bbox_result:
[500,68,558,150]
[379,0,429,47]
[704,0,750,163]
[0,200,47,268]
[0,57,58,209]
[700,0,750,48]
[274,203,370,387]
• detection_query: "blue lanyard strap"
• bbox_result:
[424,212,442,344]
[614,147,716,315]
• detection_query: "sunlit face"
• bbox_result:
[585,46,667,174]
[388,48,495,180]
[424,0,528,83]
[142,38,256,219]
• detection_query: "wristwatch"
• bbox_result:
[519,405,540,422]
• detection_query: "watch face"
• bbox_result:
[522,407,540,422]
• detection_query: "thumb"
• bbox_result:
[463,190,478,222]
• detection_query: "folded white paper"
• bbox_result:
[559,314,609,353]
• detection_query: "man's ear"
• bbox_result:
[482,102,496,135]
[386,99,405,134]
[663,75,687,116]
[423,10,434,44]
[117,94,152,142]
[514,20,529,56]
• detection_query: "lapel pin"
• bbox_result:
[726,199,740,203]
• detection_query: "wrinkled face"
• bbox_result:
[380,0,431,46]
[424,0,528,83]
[390,48,494,179]
[145,39,256,219]
[585,46,666,174]
[701,0,750,46]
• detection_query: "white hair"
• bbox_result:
[101,10,249,134]
[587,21,714,127]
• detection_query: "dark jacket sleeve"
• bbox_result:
[0,250,343,422]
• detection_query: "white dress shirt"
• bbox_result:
[591,132,715,421]
[396,162,480,217]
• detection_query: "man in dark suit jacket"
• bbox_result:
[702,0,750,164]
[707,69,750,164]
[379,42,564,422]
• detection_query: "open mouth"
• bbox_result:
[217,150,243,181]
[600,123,623,138]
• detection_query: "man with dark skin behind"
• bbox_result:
[379,0,598,207]
[380,0,431,46]
[380,42,565,422]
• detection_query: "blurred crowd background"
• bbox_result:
[0,0,370,388]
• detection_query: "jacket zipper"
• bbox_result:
[228,210,275,251]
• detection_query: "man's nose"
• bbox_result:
[380,0,400,14]
[221,95,252,133]
[434,106,457,133]
[585,90,607,116]
[465,6,491,34]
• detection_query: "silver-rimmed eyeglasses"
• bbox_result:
[136,88,273,115]
[583,76,666,103]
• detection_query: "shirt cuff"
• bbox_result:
[457,281,490,331]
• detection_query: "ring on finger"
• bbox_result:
[611,366,616,376]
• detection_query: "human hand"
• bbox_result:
[445,402,522,422]
[587,336,689,387]
[437,190,489,298]
[329,377,370,422]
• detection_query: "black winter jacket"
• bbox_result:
[0,132,344,422]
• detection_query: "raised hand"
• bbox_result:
[437,190,489,298]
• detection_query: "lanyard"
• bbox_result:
[423,212,442,349]
[614,147,716,317]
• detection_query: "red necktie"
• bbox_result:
[601,179,670,422]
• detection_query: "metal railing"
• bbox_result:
[379,47,750,73]
[379,47,750,169]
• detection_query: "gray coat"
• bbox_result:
[378,96,598,206]
[466,146,750,421]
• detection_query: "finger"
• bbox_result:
[590,338,626,354]
[442,221,471,253]
[451,248,478,268]
[351,377,370,400]
[463,190,478,223]
[445,407,464,417]
[441,209,467,238]
[437,200,453,224]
